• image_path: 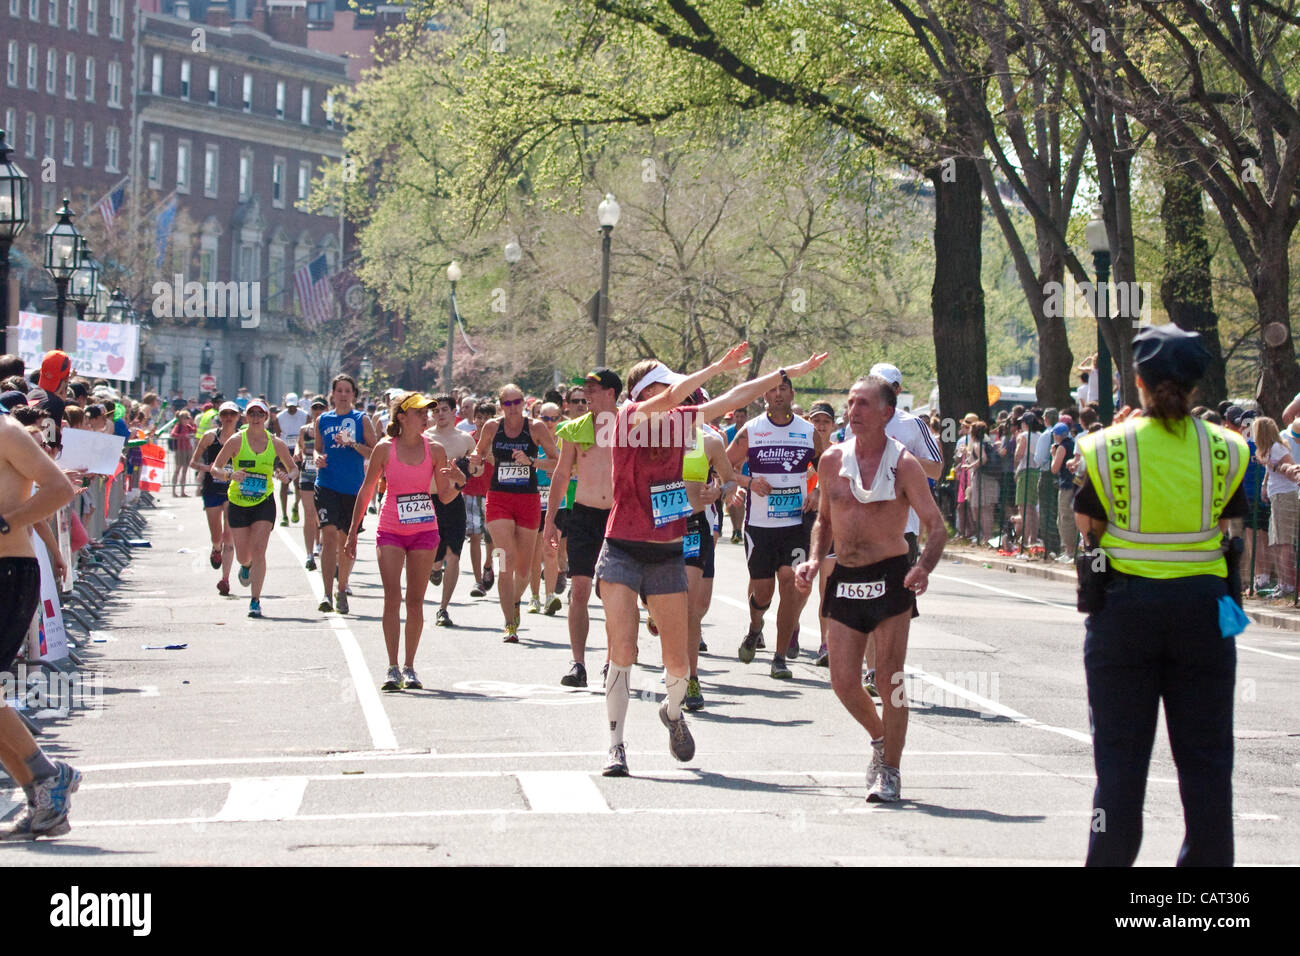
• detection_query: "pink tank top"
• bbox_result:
[378,437,438,534]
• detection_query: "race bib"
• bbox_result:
[649,479,691,528]
[836,580,886,601]
[539,486,550,510]
[396,493,436,525]
[683,532,701,559]
[239,474,268,499]
[497,463,531,485]
[302,461,318,481]
[767,487,803,520]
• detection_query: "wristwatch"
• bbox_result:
[0,513,9,534]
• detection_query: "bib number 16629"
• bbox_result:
[836,580,885,601]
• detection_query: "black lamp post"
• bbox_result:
[69,238,100,322]
[106,287,130,325]
[43,199,83,351]
[0,129,30,335]
[444,261,461,390]
[200,339,214,374]
[1085,206,1114,424]
[595,193,620,367]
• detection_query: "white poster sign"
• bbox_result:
[17,311,140,381]
[26,533,70,663]
[57,428,126,476]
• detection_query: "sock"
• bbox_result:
[25,749,56,783]
[664,670,688,720]
[605,663,632,746]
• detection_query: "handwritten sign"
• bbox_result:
[16,311,140,381]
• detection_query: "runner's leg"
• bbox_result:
[376,545,406,667]
[568,576,593,664]
[646,589,690,718]
[247,520,273,600]
[873,610,913,769]
[827,619,882,738]
[402,546,438,667]
[486,518,518,625]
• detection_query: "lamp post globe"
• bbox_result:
[43,199,83,351]
[595,193,619,366]
[503,239,522,264]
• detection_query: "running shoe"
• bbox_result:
[527,595,542,614]
[238,564,251,587]
[503,623,519,643]
[866,738,886,789]
[786,625,800,660]
[684,677,704,711]
[756,634,766,649]
[864,669,879,698]
[555,571,567,595]
[646,615,659,636]
[738,628,762,664]
[345,586,353,596]
[401,666,422,690]
[280,516,289,527]
[318,598,333,613]
[209,547,221,569]
[291,504,300,523]
[217,577,230,596]
[430,568,444,586]
[602,743,629,777]
[816,643,829,667]
[470,580,486,597]
[0,761,81,840]
[482,566,495,591]
[305,556,317,571]
[659,702,696,762]
[730,530,742,544]
[770,655,792,680]
[248,599,262,619]
[867,765,901,803]
[381,666,402,692]
[560,661,587,688]
[698,639,708,652]
[335,590,349,615]
[435,608,453,627]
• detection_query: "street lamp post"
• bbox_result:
[0,129,30,341]
[445,260,461,390]
[43,199,83,351]
[596,194,620,367]
[1085,206,1114,424]
[359,354,373,396]
[69,239,100,323]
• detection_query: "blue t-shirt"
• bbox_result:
[316,409,367,494]
[1056,435,1076,490]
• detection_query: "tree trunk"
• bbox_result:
[1158,158,1226,408]
[1254,227,1300,418]
[930,154,987,468]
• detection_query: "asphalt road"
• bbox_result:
[5,494,1297,866]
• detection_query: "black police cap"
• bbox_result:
[1132,323,1211,386]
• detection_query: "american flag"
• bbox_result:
[294,252,336,325]
[98,182,126,232]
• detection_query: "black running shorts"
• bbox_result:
[435,494,467,561]
[821,554,919,636]
[227,495,276,529]
[683,511,715,578]
[744,521,811,579]
[566,503,610,580]
[315,485,361,532]
[0,557,41,670]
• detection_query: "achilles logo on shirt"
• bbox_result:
[49,886,152,936]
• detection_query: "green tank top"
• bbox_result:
[682,427,709,483]
[227,428,277,507]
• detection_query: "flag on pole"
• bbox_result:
[450,288,477,355]
[139,443,167,493]
[294,253,336,325]
[154,194,179,269]
[97,180,128,233]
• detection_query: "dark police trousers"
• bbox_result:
[1083,572,1235,866]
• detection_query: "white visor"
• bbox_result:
[630,363,686,401]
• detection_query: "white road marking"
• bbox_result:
[931,572,1076,610]
[905,665,1092,744]
[276,525,399,751]
[516,771,612,813]
[1237,643,1300,662]
[213,777,309,821]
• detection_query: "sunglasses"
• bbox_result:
[502,398,523,408]
[567,398,587,405]
[541,415,560,423]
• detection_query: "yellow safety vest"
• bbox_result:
[1079,417,1248,579]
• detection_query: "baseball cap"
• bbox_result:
[1224,405,1244,426]
[868,362,903,387]
[808,401,836,422]
[218,401,241,414]
[310,396,327,409]
[1132,323,1211,386]
[1051,423,1070,437]
[38,350,73,391]
[0,390,28,411]
[283,392,300,407]
[584,367,623,396]
[245,398,270,415]
[396,393,436,413]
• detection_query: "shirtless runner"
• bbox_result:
[426,394,481,626]
[794,375,947,802]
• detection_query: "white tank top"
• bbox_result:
[744,412,816,529]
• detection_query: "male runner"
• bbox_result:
[543,368,621,688]
[794,375,947,802]
[724,405,749,543]
[277,392,308,525]
[465,402,495,596]
[0,413,81,839]
[728,374,826,678]
[315,374,376,614]
[427,394,480,626]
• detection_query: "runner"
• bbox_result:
[347,392,463,690]
[807,401,839,666]
[526,402,562,615]
[0,411,81,840]
[598,345,828,776]
[724,406,750,543]
[276,393,308,527]
[296,397,327,570]
[728,372,827,679]
[314,374,376,615]
[189,400,242,594]
[793,375,948,802]
[465,402,495,597]
[426,394,480,626]
[469,384,560,641]
[544,369,621,687]
[211,398,299,618]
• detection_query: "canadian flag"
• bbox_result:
[140,444,168,493]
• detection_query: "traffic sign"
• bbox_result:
[199,374,217,393]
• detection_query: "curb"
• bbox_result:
[944,546,1300,633]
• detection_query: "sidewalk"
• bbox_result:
[944,543,1300,632]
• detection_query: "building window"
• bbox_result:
[107,60,121,106]
[176,139,190,193]
[66,0,75,30]
[271,158,284,207]
[208,65,217,105]
[43,116,54,161]
[180,59,190,99]
[105,125,119,172]
[9,0,19,18]
[62,118,73,164]
[26,43,36,89]
[238,150,251,198]
[242,73,252,112]
[297,162,310,202]
[325,92,334,128]
[300,86,311,125]
[275,81,285,119]
[85,0,95,33]
[268,247,285,309]
[64,52,74,98]
[45,47,56,94]
[84,57,94,101]
[151,53,161,95]
[2,110,13,147]
[147,135,162,187]
[82,121,92,167]
[46,0,54,23]
[204,145,218,197]
[23,113,34,157]
[108,0,120,38]
[6,40,15,87]
[27,0,36,21]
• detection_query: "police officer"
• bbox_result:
[1073,324,1249,866]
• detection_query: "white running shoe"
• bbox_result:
[866,738,886,789]
[867,765,901,802]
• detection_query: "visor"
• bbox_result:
[630,363,686,401]
[398,393,436,413]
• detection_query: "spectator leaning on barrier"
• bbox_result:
[1252,416,1300,599]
